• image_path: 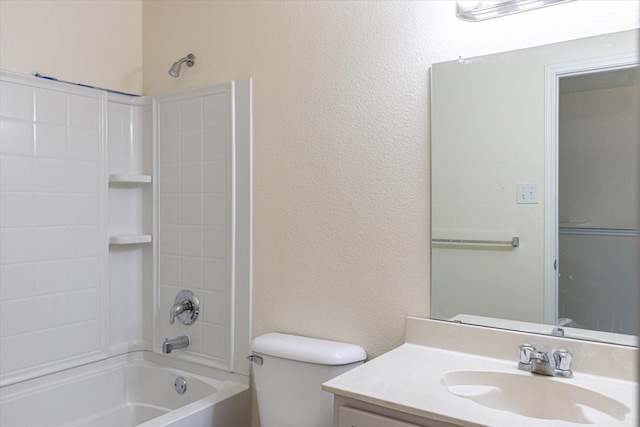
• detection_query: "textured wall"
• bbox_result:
[0,0,637,425]
[0,1,142,94]
[142,0,639,362]
[144,0,433,360]
[1,0,636,362]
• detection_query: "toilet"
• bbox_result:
[249,332,366,427]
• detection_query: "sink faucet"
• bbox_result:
[518,344,573,378]
[163,335,190,354]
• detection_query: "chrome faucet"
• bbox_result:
[162,335,190,354]
[169,290,199,325]
[517,344,573,378]
[170,299,193,325]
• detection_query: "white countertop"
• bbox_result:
[322,317,638,427]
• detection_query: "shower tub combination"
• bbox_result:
[0,352,250,427]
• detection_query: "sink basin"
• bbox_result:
[442,371,630,424]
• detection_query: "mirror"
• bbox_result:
[430,29,639,346]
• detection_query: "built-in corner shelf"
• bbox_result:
[108,174,152,184]
[109,234,152,245]
[108,174,152,247]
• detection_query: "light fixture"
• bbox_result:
[456,0,575,22]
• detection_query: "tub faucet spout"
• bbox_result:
[163,335,190,354]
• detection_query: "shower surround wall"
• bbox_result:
[0,71,251,386]
[155,83,251,372]
[0,75,107,384]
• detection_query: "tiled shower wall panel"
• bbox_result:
[158,86,233,370]
[0,78,106,382]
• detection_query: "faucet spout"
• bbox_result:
[162,335,190,354]
[530,351,554,376]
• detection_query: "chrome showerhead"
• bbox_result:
[169,54,196,77]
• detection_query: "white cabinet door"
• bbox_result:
[339,406,423,427]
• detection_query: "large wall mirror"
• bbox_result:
[431,29,638,347]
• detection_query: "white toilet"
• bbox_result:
[249,332,366,427]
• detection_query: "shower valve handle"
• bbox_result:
[169,290,200,326]
[170,300,193,325]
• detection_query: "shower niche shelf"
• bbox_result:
[108,178,153,247]
[106,95,153,251]
[109,174,152,184]
[109,234,153,245]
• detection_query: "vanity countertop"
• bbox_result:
[322,317,638,427]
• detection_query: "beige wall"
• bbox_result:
[141,0,639,360]
[1,0,638,425]
[0,0,142,94]
[143,0,434,359]
[1,0,638,372]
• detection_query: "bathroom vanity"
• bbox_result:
[323,317,638,427]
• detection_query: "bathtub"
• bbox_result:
[0,351,250,427]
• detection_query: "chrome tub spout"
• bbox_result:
[162,335,190,354]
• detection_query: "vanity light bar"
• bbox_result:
[432,236,520,248]
[455,0,575,22]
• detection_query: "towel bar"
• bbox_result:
[432,236,520,248]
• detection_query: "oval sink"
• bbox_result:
[442,371,630,424]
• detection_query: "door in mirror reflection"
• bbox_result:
[557,68,639,336]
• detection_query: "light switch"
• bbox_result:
[517,183,539,204]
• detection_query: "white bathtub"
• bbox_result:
[0,351,250,427]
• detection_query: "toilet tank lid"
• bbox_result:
[250,333,366,365]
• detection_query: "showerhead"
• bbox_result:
[169,54,196,77]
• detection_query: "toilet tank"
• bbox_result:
[250,333,366,427]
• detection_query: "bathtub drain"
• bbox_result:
[174,376,187,394]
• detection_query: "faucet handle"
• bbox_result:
[169,290,200,326]
[169,301,185,325]
[553,348,573,371]
[517,344,536,371]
